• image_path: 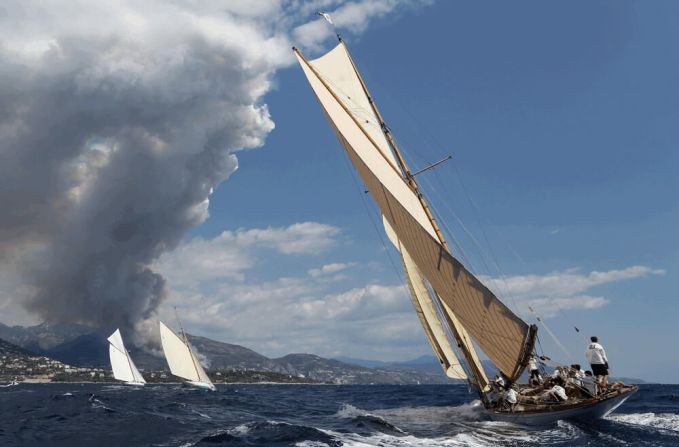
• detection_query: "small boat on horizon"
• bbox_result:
[1,379,19,387]
[107,329,146,387]
[159,319,215,391]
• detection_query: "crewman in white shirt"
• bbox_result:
[585,336,609,391]
[528,355,542,385]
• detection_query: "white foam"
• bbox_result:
[320,430,509,447]
[334,403,406,433]
[335,403,366,419]
[607,412,679,432]
[295,442,332,447]
[318,420,584,447]
[227,423,251,435]
[324,404,595,447]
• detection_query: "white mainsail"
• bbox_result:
[159,321,215,390]
[295,42,537,383]
[107,329,145,385]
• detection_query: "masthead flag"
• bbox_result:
[317,11,333,25]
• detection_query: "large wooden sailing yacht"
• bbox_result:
[293,36,636,424]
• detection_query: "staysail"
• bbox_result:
[384,217,490,389]
[107,329,145,385]
[294,41,536,382]
[383,217,466,380]
[159,321,214,389]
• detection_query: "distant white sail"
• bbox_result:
[159,321,214,390]
[107,329,145,385]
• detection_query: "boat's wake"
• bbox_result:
[607,412,679,433]
[315,422,580,447]
[326,402,586,446]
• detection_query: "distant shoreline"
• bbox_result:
[7,380,469,386]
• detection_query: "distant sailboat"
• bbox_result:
[107,329,146,386]
[159,319,215,391]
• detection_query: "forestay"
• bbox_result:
[295,42,536,381]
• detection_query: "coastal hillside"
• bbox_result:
[1,323,451,384]
[0,337,72,381]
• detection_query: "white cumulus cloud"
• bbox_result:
[152,223,667,361]
[481,265,665,318]
[153,222,423,360]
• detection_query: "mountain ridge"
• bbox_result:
[0,323,450,384]
[1,323,647,384]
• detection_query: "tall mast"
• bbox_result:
[174,307,201,381]
[297,41,491,394]
[339,41,450,253]
[337,41,495,393]
[123,344,136,381]
[109,333,137,382]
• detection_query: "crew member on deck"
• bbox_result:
[586,336,609,391]
[528,355,542,385]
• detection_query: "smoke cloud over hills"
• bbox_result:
[0,0,428,334]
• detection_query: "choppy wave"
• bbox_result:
[198,420,342,446]
[608,412,679,432]
[0,383,677,446]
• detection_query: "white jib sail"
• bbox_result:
[159,321,213,388]
[383,217,468,380]
[107,329,145,384]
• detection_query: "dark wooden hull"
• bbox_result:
[486,385,638,426]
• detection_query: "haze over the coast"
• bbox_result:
[1,1,677,384]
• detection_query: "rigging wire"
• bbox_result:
[358,64,594,365]
[385,129,521,347]
[305,49,483,383]
[337,143,406,291]
[317,47,504,360]
[314,51,488,388]
[336,136,478,389]
[308,43,595,381]
[528,306,573,362]
[356,57,528,317]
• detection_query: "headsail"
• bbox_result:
[107,329,145,385]
[383,217,466,380]
[159,321,214,389]
[294,42,536,382]
[384,217,490,389]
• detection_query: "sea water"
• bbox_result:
[1,383,677,446]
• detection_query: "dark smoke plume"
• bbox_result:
[0,0,426,335]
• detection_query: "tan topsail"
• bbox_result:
[294,41,536,383]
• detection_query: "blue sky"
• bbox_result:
[1,1,676,384]
[187,1,678,383]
